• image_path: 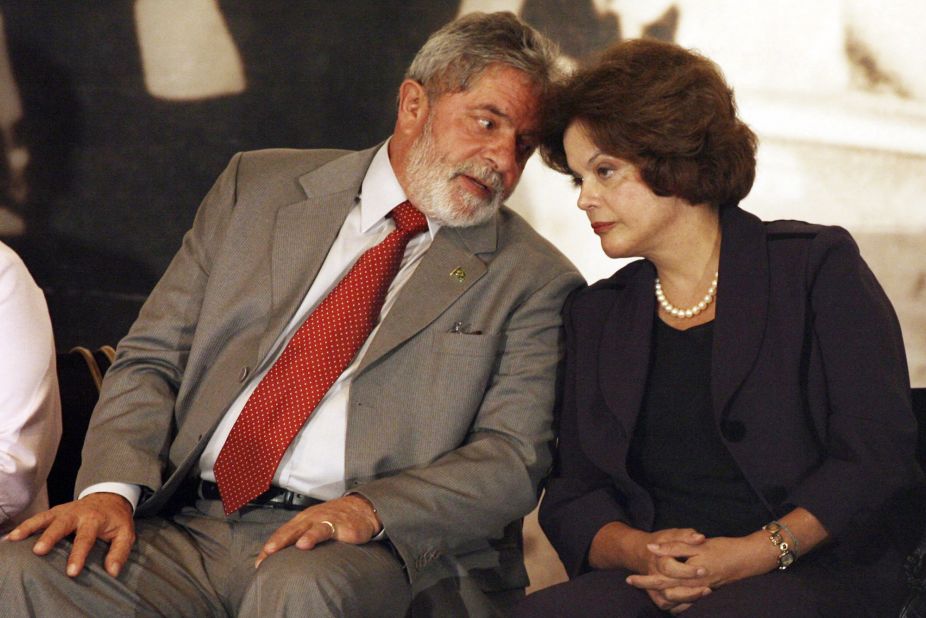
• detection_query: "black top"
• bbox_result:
[627,318,768,537]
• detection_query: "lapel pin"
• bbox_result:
[450,267,466,283]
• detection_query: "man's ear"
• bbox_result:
[395,79,430,135]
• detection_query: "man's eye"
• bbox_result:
[477,118,494,130]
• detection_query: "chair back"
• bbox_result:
[913,388,926,468]
[46,347,113,507]
[900,388,926,617]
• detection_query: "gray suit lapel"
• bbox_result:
[357,218,496,374]
[259,147,379,360]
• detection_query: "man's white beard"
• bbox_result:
[403,118,506,228]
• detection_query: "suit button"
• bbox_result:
[763,485,788,505]
[238,366,251,382]
[720,420,746,442]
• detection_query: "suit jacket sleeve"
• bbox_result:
[785,226,919,538]
[536,288,633,577]
[355,266,583,582]
[75,153,243,496]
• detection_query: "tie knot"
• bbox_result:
[391,201,428,236]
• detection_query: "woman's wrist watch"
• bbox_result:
[763,521,797,570]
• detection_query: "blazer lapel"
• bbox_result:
[597,262,656,434]
[357,217,495,374]
[711,206,770,419]
[259,147,379,360]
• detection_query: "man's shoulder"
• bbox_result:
[223,146,378,206]
[0,242,38,302]
[0,241,21,274]
[494,207,580,279]
[234,147,357,182]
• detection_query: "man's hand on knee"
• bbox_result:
[3,492,135,578]
[255,495,382,568]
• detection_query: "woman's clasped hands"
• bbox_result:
[625,528,779,614]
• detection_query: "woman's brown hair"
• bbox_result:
[541,38,757,207]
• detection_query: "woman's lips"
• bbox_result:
[591,221,615,235]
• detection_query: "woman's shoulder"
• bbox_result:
[576,258,650,296]
[763,218,857,247]
[762,219,862,268]
[758,219,878,308]
[566,258,651,318]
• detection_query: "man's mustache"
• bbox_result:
[452,162,504,198]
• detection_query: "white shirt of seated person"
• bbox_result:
[0,242,61,531]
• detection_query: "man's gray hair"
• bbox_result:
[405,11,564,100]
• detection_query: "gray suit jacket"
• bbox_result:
[76,146,583,593]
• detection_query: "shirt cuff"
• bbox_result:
[345,491,387,541]
[371,527,388,541]
[78,483,142,512]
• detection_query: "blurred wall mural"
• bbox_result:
[1,0,923,385]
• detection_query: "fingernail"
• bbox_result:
[254,558,263,569]
[646,543,660,550]
[696,568,706,576]
[33,542,46,553]
[702,588,712,596]
[67,563,78,577]
[108,563,121,577]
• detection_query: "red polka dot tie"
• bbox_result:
[214,201,428,514]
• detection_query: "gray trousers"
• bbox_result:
[0,500,410,617]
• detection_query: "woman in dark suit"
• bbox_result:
[517,39,922,617]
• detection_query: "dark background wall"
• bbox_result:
[0,1,463,348]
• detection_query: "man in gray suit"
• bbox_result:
[0,11,581,616]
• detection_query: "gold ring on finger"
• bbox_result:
[320,520,336,538]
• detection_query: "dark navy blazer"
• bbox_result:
[540,205,922,577]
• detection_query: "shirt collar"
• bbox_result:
[359,140,439,238]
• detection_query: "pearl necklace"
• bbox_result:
[654,272,718,319]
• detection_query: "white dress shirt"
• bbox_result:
[0,242,61,531]
[84,143,438,508]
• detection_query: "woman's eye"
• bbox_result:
[596,166,614,179]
